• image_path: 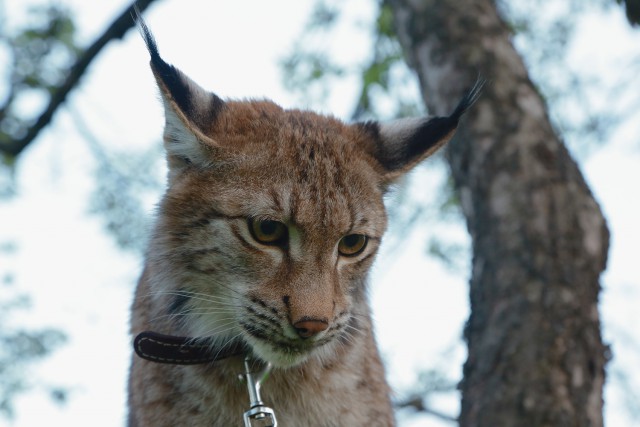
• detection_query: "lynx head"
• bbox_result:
[138,20,480,367]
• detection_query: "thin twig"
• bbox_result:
[395,396,458,423]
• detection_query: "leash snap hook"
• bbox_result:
[240,356,277,427]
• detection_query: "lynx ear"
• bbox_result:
[137,15,225,169]
[359,80,484,182]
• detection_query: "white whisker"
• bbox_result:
[149,308,239,323]
[340,329,358,347]
[144,289,243,306]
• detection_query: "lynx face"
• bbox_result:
[150,102,390,367]
[137,20,480,368]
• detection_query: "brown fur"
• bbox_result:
[128,19,475,427]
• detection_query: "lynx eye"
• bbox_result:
[249,218,288,245]
[338,234,368,257]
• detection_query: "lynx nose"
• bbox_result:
[293,319,329,338]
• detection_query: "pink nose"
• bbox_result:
[293,319,329,338]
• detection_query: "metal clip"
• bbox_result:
[240,357,277,427]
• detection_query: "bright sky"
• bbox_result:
[1,1,639,426]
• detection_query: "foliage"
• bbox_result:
[0,1,162,417]
[350,0,411,120]
[0,243,67,419]
[280,2,345,107]
[498,0,640,155]
[0,4,79,166]
[281,0,422,121]
[87,146,161,253]
[396,368,458,423]
[0,0,160,196]
[0,6,78,415]
[69,107,163,254]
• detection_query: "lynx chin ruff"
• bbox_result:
[128,15,481,427]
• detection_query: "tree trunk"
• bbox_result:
[388,0,610,425]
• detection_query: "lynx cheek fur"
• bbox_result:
[127,17,480,427]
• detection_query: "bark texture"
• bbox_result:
[388,0,610,425]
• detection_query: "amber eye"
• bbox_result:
[249,218,288,245]
[338,234,368,257]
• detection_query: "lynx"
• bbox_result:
[128,15,481,427]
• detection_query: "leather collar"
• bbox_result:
[133,331,245,365]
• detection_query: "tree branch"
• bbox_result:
[0,0,160,159]
[396,396,458,423]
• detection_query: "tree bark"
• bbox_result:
[388,0,610,425]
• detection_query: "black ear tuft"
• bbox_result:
[134,7,163,71]
[133,9,227,172]
[135,10,182,103]
[133,9,225,135]
[401,79,485,167]
[450,77,486,122]
[358,78,484,179]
